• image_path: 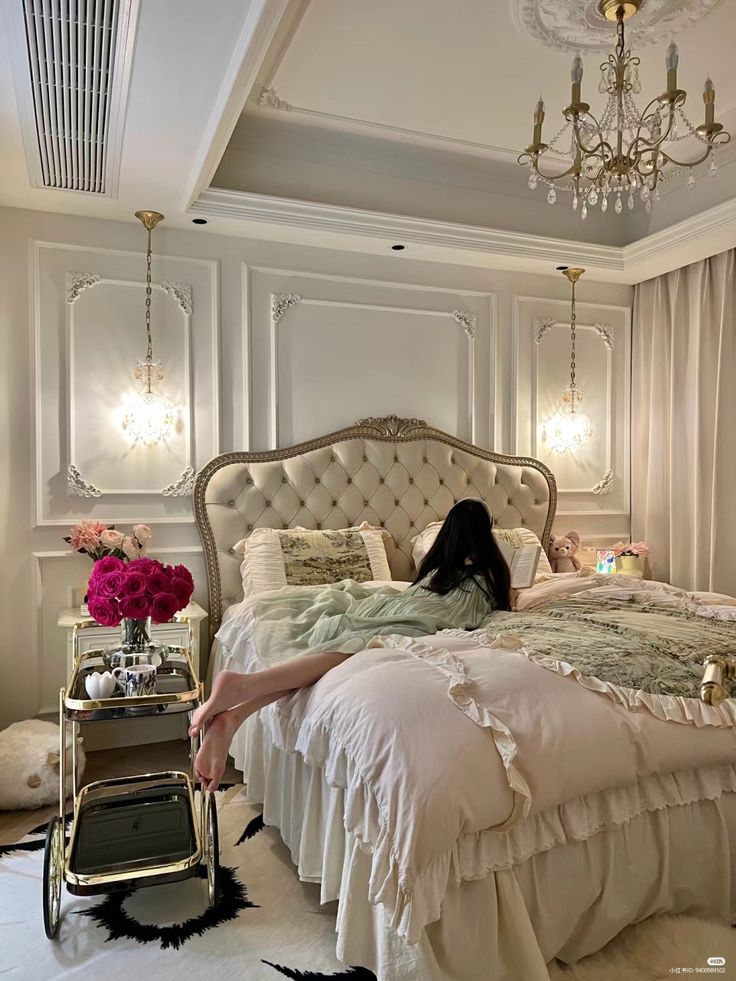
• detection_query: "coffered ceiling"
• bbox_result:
[0,0,735,282]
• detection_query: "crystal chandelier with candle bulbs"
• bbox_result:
[518,0,731,220]
[120,210,176,446]
[541,267,594,454]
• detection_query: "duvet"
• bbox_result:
[218,572,736,942]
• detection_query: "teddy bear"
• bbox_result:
[0,719,85,810]
[547,530,582,574]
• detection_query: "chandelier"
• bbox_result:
[541,267,593,454]
[120,210,176,446]
[518,0,731,220]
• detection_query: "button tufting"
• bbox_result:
[347,477,352,484]
[423,456,427,463]
[247,524,252,531]
[332,500,338,507]
[246,477,253,485]
[424,499,429,506]
[315,477,320,483]
[330,455,336,463]
[394,455,398,463]
[379,477,384,484]
[265,500,271,507]
[228,500,235,508]
[439,478,444,484]
[394,499,399,506]
[299,500,305,507]
[364,500,369,507]
[409,477,414,484]
[317,523,322,529]
[363,455,368,462]
[282,476,287,483]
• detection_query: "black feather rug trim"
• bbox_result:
[75,864,257,950]
[236,812,265,844]
[262,963,377,980]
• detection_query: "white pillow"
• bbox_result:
[411,521,553,578]
[234,523,393,596]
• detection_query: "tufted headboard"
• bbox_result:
[193,417,557,637]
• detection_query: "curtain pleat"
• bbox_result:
[632,250,736,595]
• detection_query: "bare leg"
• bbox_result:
[189,650,350,734]
[194,688,293,791]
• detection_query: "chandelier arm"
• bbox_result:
[571,116,614,161]
[517,152,581,183]
[658,144,722,170]
[627,98,676,157]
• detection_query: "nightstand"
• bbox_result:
[57,602,208,750]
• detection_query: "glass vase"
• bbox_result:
[103,616,168,670]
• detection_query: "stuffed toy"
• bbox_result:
[547,530,582,574]
[0,719,85,810]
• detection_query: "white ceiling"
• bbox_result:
[260,0,736,163]
[0,0,735,280]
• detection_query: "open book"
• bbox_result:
[496,538,541,589]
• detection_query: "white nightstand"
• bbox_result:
[57,602,208,750]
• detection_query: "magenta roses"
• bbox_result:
[87,557,194,627]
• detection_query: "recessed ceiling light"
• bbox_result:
[391,244,406,251]
[192,218,208,225]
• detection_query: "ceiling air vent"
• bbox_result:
[13,0,139,195]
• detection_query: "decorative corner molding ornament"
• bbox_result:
[535,318,557,343]
[592,469,614,495]
[510,0,720,54]
[271,293,301,326]
[593,322,614,350]
[452,310,477,339]
[162,466,196,497]
[66,272,101,304]
[257,86,292,111]
[161,281,193,316]
[67,464,102,497]
[358,415,428,438]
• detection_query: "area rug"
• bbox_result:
[1,785,734,980]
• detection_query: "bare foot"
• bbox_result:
[193,710,240,792]
[189,670,252,736]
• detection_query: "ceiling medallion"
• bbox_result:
[518,1,731,220]
[511,0,723,54]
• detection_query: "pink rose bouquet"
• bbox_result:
[612,541,650,557]
[64,521,152,562]
[87,557,194,627]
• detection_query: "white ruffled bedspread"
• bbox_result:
[220,573,736,943]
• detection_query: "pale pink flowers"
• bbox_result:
[67,520,107,553]
[100,529,125,548]
[613,541,650,557]
[64,521,153,563]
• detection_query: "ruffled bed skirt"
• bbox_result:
[234,714,736,981]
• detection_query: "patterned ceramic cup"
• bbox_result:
[112,663,157,697]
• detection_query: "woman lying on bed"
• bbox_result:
[191,499,513,791]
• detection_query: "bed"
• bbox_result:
[194,416,736,981]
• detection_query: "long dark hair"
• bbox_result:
[412,499,511,611]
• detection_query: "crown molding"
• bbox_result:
[192,187,736,285]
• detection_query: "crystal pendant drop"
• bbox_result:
[614,193,623,215]
[645,199,652,214]
[581,202,588,221]
[601,194,608,213]
[547,187,557,205]
[710,157,718,176]
[598,75,607,94]
[589,188,598,206]
[654,185,661,203]
[627,191,634,210]
[641,185,650,202]
[572,194,579,211]
[688,171,696,189]
[528,171,539,190]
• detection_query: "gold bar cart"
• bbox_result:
[43,645,219,940]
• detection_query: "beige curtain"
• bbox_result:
[632,249,736,595]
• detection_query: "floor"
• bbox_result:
[0,740,240,844]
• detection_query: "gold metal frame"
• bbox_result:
[193,416,558,637]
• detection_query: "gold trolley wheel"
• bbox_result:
[204,792,220,905]
[43,816,64,940]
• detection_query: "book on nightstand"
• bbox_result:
[497,539,541,589]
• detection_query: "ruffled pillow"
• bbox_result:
[234,523,393,596]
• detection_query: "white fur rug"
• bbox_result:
[1,784,733,980]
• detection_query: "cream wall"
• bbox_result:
[0,205,632,728]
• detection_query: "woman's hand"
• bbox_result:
[509,587,520,611]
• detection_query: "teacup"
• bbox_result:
[112,664,157,698]
[85,671,118,700]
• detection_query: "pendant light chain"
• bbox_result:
[144,225,154,391]
[569,278,577,409]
